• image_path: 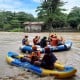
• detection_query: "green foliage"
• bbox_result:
[0,11,35,31]
[16,12,35,22]
[36,0,67,31]
[0,2,80,32]
[3,23,12,31]
[0,22,4,29]
[9,28,24,32]
[67,7,80,29]
[10,19,20,28]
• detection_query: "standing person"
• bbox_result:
[33,36,40,45]
[40,36,48,48]
[22,35,29,46]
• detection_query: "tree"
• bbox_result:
[15,12,35,28]
[67,7,80,29]
[0,11,35,31]
[3,23,12,31]
[10,19,20,29]
[36,0,66,31]
[16,12,35,22]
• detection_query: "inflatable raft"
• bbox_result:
[20,40,72,53]
[6,51,77,79]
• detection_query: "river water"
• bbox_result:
[0,32,80,80]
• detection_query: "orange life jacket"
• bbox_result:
[28,51,41,59]
[50,38,58,46]
[30,51,41,64]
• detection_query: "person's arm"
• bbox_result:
[24,54,31,58]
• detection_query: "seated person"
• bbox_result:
[20,46,41,64]
[30,46,41,64]
[22,35,30,46]
[50,35,58,47]
[33,36,40,45]
[34,47,57,70]
[40,36,48,48]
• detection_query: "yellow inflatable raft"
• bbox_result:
[6,52,77,79]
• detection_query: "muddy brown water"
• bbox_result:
[0,32,80,80]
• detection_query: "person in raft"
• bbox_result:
[40,36,48,48]
[33,36,40,45]
[22,35,30,46]
[20,46,41,64]
[34,47,57,70]
[49,34,64,46]
[57,36,64,46]
[49,34,58,47]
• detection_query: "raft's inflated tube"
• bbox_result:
[20,40,72,53]
[6,51,77,79]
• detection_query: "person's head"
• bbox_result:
[32,45,37,51]
[43,36,47,39]
[50,35,54,38]
[45,47,51,54]
[25,35,28,38]
[35,36,38,38]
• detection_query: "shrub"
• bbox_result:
[9,28,24,32]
